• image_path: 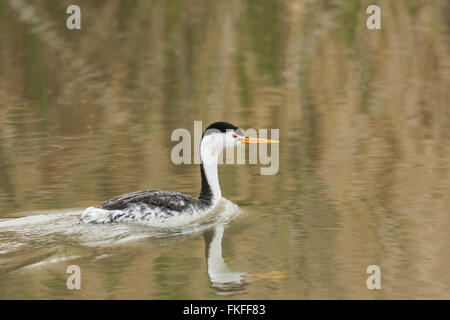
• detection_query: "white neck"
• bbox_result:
[200,136,223,203]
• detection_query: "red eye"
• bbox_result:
[232,134,237,138]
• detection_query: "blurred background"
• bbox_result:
[0,0,449,299]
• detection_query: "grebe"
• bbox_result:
[80,122,278,223]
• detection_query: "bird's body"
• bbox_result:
[80,122,278,224]
[81,190,210,223]
[97,189,201,212]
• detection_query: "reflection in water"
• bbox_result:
[203,223,252,295]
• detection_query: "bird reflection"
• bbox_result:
[203,223,254,294]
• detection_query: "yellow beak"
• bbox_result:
[238,137,279,144]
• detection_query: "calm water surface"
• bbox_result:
[0,0,449,299]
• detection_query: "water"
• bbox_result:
[0,0,449,299]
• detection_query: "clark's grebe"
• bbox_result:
[80,122,278,223]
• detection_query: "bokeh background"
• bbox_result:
[0,0,449,299]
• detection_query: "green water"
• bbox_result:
[0,0,449,299]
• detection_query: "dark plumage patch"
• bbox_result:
[96,189,206,212]
[202,122,243,137]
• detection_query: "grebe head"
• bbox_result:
[198,122,279,203]
[201,122,244,162]
[200,122,278,163]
